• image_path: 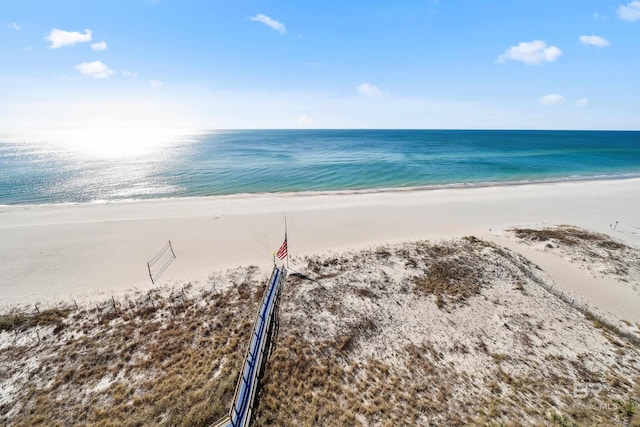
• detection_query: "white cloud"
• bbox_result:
[357,83,383,98]
[121,69,139,78]
[538,94,567,106]
[497,40,562,65]
[149,80,164,89]
[9,22,21,30]
[250,14,286,35]
[297,114,315,126]
[46,28,92,49]
[575,98,590,108]
[618,1,640,21]
[91,41,107,51]
[579,35,610,47]
[75,61,114,78]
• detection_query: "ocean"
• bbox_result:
[1,129,639,206]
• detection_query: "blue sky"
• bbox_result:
[2,0,640,130]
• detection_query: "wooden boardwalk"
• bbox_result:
[212,265,286,427]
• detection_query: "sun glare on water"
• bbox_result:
[38,129,194,159]
[0,128,203,203]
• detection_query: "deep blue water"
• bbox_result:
[1,130,639,205]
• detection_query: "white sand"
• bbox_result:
[1,178,639,321]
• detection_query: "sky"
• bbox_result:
[1,0,640,130]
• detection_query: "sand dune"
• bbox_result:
[2,233,639,425]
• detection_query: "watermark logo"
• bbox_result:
[573,382,603,399]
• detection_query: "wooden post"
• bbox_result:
[169,240,176,258]
[147,262,154,284]
[73,299,78,310]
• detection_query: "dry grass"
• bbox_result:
[411,238,490,309]
[0,266,266,426]
[511,225,639,277]
[254,237,640,425]
[512,226,626,250]
[3,236,640,426]
[0,307,71,334]
[255,317,640,425]
[252,332,463,426]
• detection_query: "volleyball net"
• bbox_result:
[147,240,176,284]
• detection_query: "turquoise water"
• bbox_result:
[1,130,639,205]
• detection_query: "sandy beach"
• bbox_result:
[2,178,640,321]
[2,177,640,425]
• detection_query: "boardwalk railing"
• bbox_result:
[213,264,286,427]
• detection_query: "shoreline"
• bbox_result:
[2,171,640,209]
[1,177,639,324]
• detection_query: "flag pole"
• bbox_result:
[285,216,289,268]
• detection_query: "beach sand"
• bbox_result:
[2,178,640,425]
[1,178,639,322]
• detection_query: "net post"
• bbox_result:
[147,262,154,284]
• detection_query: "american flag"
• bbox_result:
[276,238,288,260]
